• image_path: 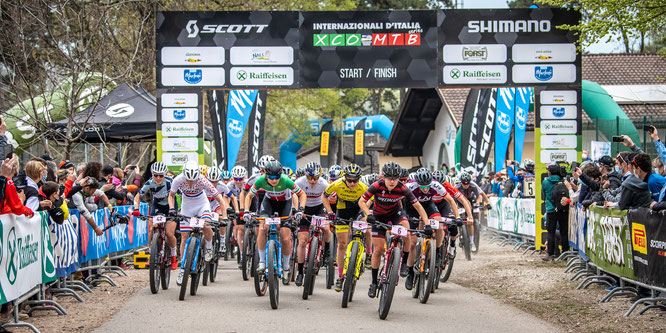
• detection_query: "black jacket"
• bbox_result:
[618,175,652,210]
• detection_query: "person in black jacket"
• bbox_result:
[604,154,653,210]
[38,181,68,224]
[580,165,604,208]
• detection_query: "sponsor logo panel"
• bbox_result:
[539,105,577,120]
[512,64,576,83]
[540,120,577,134]
[540,90,577,104]
[632,223,648,255]
[162,152,199,166]
[511,44,576,63]
[313,33,421,47]
[161,68,225,86]
[160,94,198,107]
[161,108,199,122]
[160,47,225,66]
[161,138,199,151]
[230,67,294,86]
[185,20,268,38]
[230,46,294,65]
[161,123,199,137]
[540,149,577,164]
[540,135,578,149]
[443,65,507,84]
[443,44,507,63]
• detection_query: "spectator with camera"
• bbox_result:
[72,177,113,236]
[604,153,653,210]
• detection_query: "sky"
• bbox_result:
[457,0,624,53]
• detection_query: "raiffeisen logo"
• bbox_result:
[185,20,268,38]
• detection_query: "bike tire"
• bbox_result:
[461,224,471,261]
[378,247,400,320]
[289,233,298,282]
[202,261,209,286]
[149,233,161,294]
[411,239,422,299]
[241,229,252,281]
[179,238,196,301]
[473,218,480,253]
[161,264,170,290]
[253,241,267,296]
[303,237,318,300]
[433,240,445,291]
[441,246,455,283]
[325,251,335,290]
[225,223,234,261]
[267,240,279,309]
[342,241,359,308]
[420,240,436,304]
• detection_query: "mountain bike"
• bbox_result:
[242,218,259,282]
[139,214,183,294]
[223,210,236,261]
[178,215,216,301]
[203,214,226,285]
[435,217,463,287]
[408,218,438,304]
[457,207,472,261]
[251,214,293,309]
[300,214,331,300]
[335,217,369,308]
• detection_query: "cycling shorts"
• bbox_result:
[334,206,364,233]
[151,202,170,216]
[405,201,441,229]
[371,213,407,238]
[435,200,454,219]
[180,191,213,232]
[298,204,326,231]
[258,197,292,228]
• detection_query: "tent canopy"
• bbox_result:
[52,82,212,143]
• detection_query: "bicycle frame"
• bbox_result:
[380,234,403,285]
[343,224,366,280]
[265,222,283,278]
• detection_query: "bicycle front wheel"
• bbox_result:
[149,233,161,294]
[412,239,423,299]
[378,247,400,320]
[242,228,252,281]
[461,224,471,261]
[473,217,480,253]
[267,240,279,309]
[342,241,359,308]
[224,223,234,261]
[420,240,436,304]
[179,238,196,301]
[303,237,318,300]
[253,240,267,296]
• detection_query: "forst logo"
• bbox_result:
[462,46,487,61]
[553,107,565,118]
[497,110,511,134]
[632,223,647,255]
[550,152,567,161]
[183,69,203,84]
[185,20,268,38]
[534,66,553,81]
[228,118,244,138]
[173,109,186,120]
[171,155,189,164]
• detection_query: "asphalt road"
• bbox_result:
[95,259,558,332]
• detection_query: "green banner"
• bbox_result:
[487,197,536,237]
[585,206,635,279]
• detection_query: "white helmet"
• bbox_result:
[258,155,275,170]
[151,162,168,175]
[231,165,247,178]
[207,166,222,182]
[182,161,200,181]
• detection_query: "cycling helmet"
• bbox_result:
[343,164,362,178]
[329,165,342,180]
[444,175,453,185]
[231,165,247,178]
[408,172,416,181]
[182,161,200,181]
[295,167,305,178]
[207,167,222,182]
[282,166,294,179]
[400,167,409,179]
[258,155,275,170]
[305,161,323,177]
[264,160,283,176]
[459,172,472,184]
[221,170,232,180]
[199,165,208,176]
[524,159,535,173]
[369,173,379,184]
[151,162,168,175]
[360,175,371,185]
[432,170,444,183]
[381,161,402,178]
[414,168,432,186]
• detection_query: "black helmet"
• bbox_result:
[295,167,305,178]
[432,170,444,183]
[343,164,362,178]
[400,167,409,179]
[382,161,402,178]
[264,160,283,177]
[459,172,472,184]
[414,168,432,186]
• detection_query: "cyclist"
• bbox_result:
[455,172,491,252]
[326,165,343,215]
[132,162,179,270]
[322,164,371,292]
[403,168,460,289]
[207,167,239,253]
[295,167,305,179]
[358,162,430,298]
[283,166,295,181]
[243,160,307,285]
[293,161,332,287]
[221,170,232,186]
[230,165,247,268]
[240,155,274,215]
[169,161,229,285]
[433,173,473,258]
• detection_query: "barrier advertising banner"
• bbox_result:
[568,204,589,261]
[226,90,258,169]
[0,212,56,304]
[628,208,666,288]
[50,211,81,277]
[487,197,535,237]
[459,88,496,175]
[495,88,516,173]
[354,117,366,167]
[585,206,635,279]
[319,120,333,169]
[207,90,226,167]
[248,90,267,174]
[513,87,530,163]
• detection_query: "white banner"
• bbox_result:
[590,141,611,161]
[488,197,536,237]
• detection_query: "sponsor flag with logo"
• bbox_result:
[628,208,666,288]
[226,90,258,170]
[495,88,516,173]
[319,120,333,169]
[207,90,226,167]
[459,89,496,175]
[513,88,530,163]
[354,118,366,167]
[247,90,267,175]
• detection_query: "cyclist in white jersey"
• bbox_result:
[207,167,239,254]
[168,161,228,285]
[230,165,247,268]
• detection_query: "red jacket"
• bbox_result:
[1,179,34,217]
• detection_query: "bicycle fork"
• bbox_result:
[182,236,201,271]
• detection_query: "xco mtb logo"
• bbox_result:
[6,228,17,285]
[449,68,460,79]
[236,70,247,81]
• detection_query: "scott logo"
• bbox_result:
[173,109,186,120]
[497,111,511,134]
[534,66,553,81]
[553,107,565,118]
[186,20,199,38]
[228,118,244,139]
[632,223,647,255]
[185,20,268,38]
[184,69,202,84]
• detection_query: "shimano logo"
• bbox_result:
[467,20,551,33]
[185,20,268,38]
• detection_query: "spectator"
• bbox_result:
[582,149,591,162]
[165,170,175,179]
[72,177,111,236]
[480,173,492,195]
[580,165,603,208]
[76,162,86,178]
[24,160,47,211]
[653,157,665,177]
[490,172,502,197]
[38,181,68,225]
[542,164,569,261]
[0,156,33,217]
[605,153,653,210]
[59,160,75,173]
[646,126,666,167]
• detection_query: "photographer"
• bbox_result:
[38,181,69,224]
[604,153,653,210]
[542,164,569,261]
[72,178,112,236]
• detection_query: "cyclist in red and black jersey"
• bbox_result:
[359,161,430,298]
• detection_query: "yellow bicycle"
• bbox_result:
[336,217,369,308]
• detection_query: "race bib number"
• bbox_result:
[154,215,166,224]
[458,208,466,215]
[352,221,368,230]
[473,208,480,214]
[266,217,281,225]
[190,217,205,228]
[211,212,219,221]
[312,216,327,228]
[391,225,408,237]
[429,219,440,229]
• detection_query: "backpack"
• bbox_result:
[552,180,569,211]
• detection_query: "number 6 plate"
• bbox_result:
[190,217,204,228]
[429,219,440,229]
[391,225,408,237]
[312,216,327,228]
[266,217,280,225]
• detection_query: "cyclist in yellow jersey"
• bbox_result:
[322,164,372,291]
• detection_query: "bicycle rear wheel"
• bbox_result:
[225,223,234,261]
[253,241,267,296]
[420,240,436,304]
[473,217,480,253]
[149,233,161,294]
[267,240,279,309]
[342,241,359,308]
[303,237,318,300]
[461,224,471,261]
[179,238,196,301]
[378,247,400,320]
[242,229,252,281]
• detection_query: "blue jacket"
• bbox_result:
[648,173,666,201]
[654,140,666,166]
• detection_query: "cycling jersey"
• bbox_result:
[250,174,303,201]
[169,174,217,230]
[139,178,172,206]
[243,173,264,192]
[227,181,243,197]
[362,180,416,216]
[295,176,329,207]
[209,182,233,212]
[455,182,483,203]
[434,181,462,203]
[324,179,368,210]
[406,180,448,203]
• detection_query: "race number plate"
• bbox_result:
[429,219,440,229]
[312,216,327,228]
[523,175,536,197]
[190,217,204,228]
[212,212,219,221]
[458,208,466,215]
[391,225,408,237]
[266,217,281,225]
[473,208,480,214]
[352,221,368,230]
[154,215,166,224]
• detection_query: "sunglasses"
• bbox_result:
[267,174,281,180]
[307,176,320,181]
[385,177,399,181]
[419,185,430,190]
[234,177,244,181]
[153,174,165,178]
[345,177,359,183]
